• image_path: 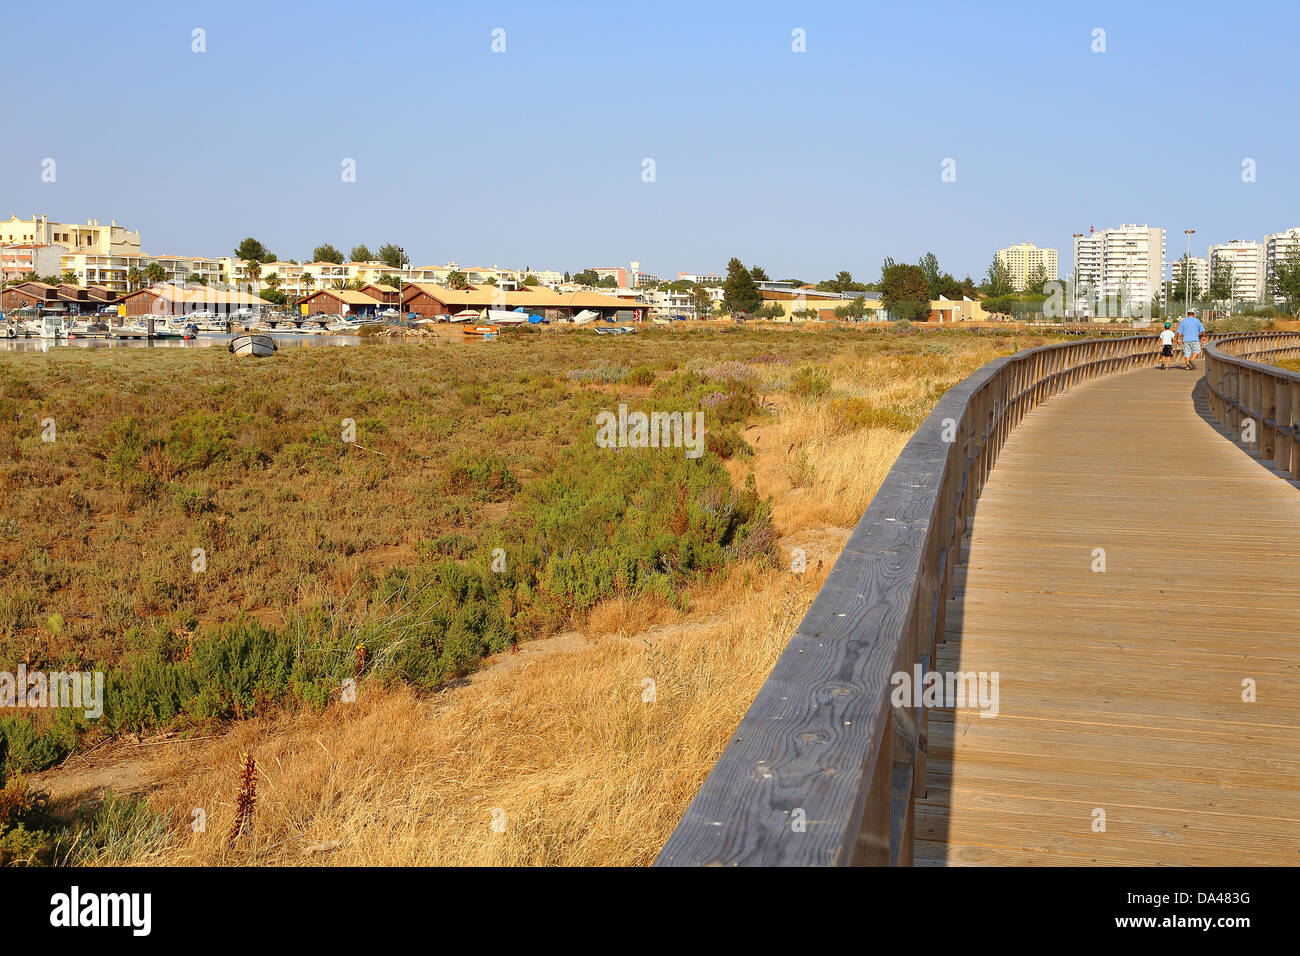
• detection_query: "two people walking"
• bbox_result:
[1158,309,1207,371]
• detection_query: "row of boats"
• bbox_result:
[4,304,665,341]
[1,310,379,340]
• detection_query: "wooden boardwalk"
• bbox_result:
[917,367,1300,865]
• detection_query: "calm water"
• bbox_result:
[0,333,372,353]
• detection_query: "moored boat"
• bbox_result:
[228,334,278,356]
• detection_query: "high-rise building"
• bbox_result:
[995,242,1058,291]
[1098,224,1165,305]
[1208,240,1266,303]
[1072,233,1103,289]
[1071,225,1165,316]
[1264,227,1300,297]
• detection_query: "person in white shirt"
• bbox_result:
[1158,322,1176,370]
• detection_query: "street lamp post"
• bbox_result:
[396,245,407,324]
[1072,233,1083,319]
[1184,228,1196,315]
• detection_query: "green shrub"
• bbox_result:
[626,365,655,386]
[789,363,831,400]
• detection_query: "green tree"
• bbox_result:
[1209,259,1234,301]
[234,237,275,263]
[186,272,208,286]
[572,269,599,286]
[749,265,770,281]
[125,266,142,291]
[1171,254,1202,306]
[313,244,344,264]
[143,262,168,286]
[377,244,404,268]
[446,270,469,290]
[985,255,1014,297]
[265,272,282,292]
[881,263,930,320]
[350,244,374,262]
[834,295,868,320]
[722,257,763,315]
[1269,243,1300,309]
[61,270,78,285]
[520,273,539,286]
[243,259,262,291]
[597,275,618,288]
[301,272,316,294]
[918,252,945,299]
[692,286,714,319]
[378,274,403,288]
[1024,263,1049,295]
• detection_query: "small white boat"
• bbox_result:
[448,310,479,323]
[26,315,70,338]
[107,323,151,339]
[326,317,364,332]
[485,309,528,325]
[593,325,637,336]
[228,334,278,357]
[571,309,598,326]
[185,311,230,332]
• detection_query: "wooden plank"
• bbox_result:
[928,358,1300,866]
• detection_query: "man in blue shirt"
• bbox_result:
[1176,309,1206,370]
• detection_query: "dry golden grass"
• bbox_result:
[127,560,820,866]
[46,329,1047,866]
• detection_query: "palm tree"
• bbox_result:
[126,266,142,292]
[265,272,281,292]
[244,259,262,294]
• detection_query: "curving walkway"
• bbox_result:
[917,367,1300,865]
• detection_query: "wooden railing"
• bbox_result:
[655,334,1178,867]
[1205,332,1300,480]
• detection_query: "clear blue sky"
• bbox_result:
[4,0,1297,282]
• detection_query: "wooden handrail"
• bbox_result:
[655,332,1193,867]
[1204,332,1300,480]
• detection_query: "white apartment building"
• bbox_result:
[61,251,223,292]
[1264,227,1300,296]
[676,272,722,285]
[0,244,67,283]
[1072,233,1103,291]
[1170,255,1209,295]
[648,288,696,318]
[1099,225,1164,305]
[0,214,141,255]
[995,242,1058,290]
[1208,240,1266,303]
